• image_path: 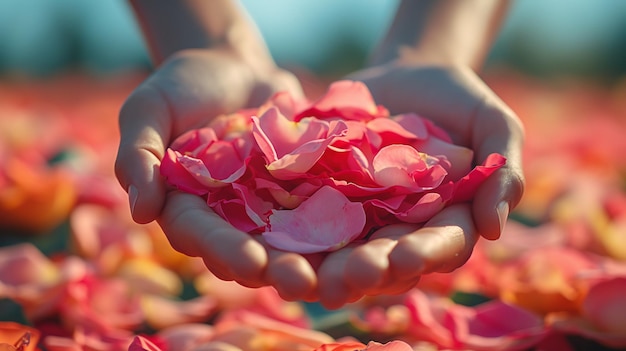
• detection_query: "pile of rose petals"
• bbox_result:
[161,81,505,253]
[2,73,626,350]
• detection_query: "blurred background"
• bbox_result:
[2,2,626,349]
[1,0,626,84]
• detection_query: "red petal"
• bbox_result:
[452,153,507,203]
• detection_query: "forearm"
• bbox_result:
[370,0,509,70]
[130,0,272,66]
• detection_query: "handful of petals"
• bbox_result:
[161,81,505,254]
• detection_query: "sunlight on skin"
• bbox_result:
[117,2,523,308]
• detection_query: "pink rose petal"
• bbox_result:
[259,90,311,121]
[294,80,388,122]
[390,113,430,140]
[254,107,329,159]
[170,128,218,152]
[163,127,250,191]
[396,192,449,223]
[43,335,84,351]
[362,340,415,351]
[209,185,272,233]
[128,335,163,351]
[142,295,217,330]
[255,178,319,209]
[367,117,425,143]
[373,144,448,191]
[415,137,474,182]
[159,80,507,257]
[263,186,366,253]
[157,324,215,351]
[161,149,210,195]
[252,110,347,179]
[317,145,376,186]
[545,276,626,348]
[404,289,547,351]
[452,153,507,203]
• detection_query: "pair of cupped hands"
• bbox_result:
[115,48,524,309]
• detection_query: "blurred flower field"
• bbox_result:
[1,71,626,351]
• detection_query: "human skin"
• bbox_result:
[316,0,525,307]
[115,0,524,307]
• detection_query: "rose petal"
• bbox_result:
[258,91,310,119]
[0,243,59,287]
[157,324,215,351]
[404,290,547,351]
[312,340,413,351]
[43,336,83,351]
[373,144,447,191]
[173,142,248,189]
[396,192,449,223]
[170,128,218,152]
[367,117,425,143]
[255,178,319,209]
[452,153,507,203]
[295,80,388,122]
[142,295,217,330]
[312,342,367,351]
[415,137,474,182]
[317,145,376,186]
[161,149,210,195]
[252,111,347,179]
[211,310,334,349]
[209,185,272,233]
[582,277,626,335]
[253,107,329,159]
[208,112,254,140]
[128,335,163,351]
[362,340,415,351]
[263,186,366,253]
[390,113,431,140]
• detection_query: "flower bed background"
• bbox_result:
[1,71,626,351]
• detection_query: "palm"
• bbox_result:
[348,63,524,237]
[314,63,525,308]
[116,49,320,300]
[138,49,303,140]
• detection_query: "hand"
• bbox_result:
[115,48,320,300]
[316,62,525,308]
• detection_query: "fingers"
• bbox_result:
[389,204,478,275]
[344,236,421,296]
[258,238,317,302]
[343,238,397,293]
[369,64,525,240]
[115,84,171,224]
[158,191,318,296]
[318,237,410,308]
[318,205,477,308]
[317,245,364,309]
[248,69,305,107]
[471,93,525,240]
[158,191,269,288]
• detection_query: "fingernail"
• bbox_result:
[128,185,139,215]
[497,201,510,234]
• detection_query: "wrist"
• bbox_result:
[395,46,462,69]
[367,0,508,71]
[221,20,277,74]
[130,0,275,69]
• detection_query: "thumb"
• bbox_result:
[115,84,171,224]
[471,96,525,240]
[472,166,524,240]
